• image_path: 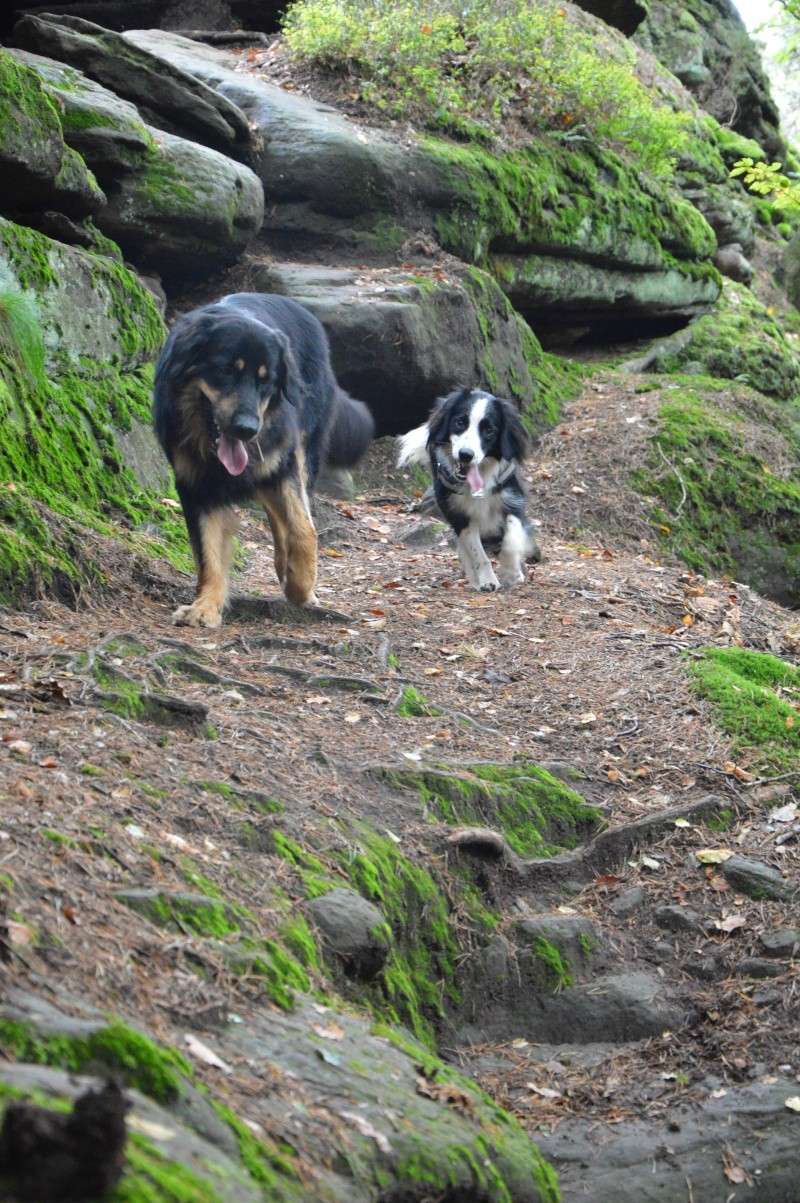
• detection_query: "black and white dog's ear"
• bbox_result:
[428,389,464,445]
[498,398,528,463]
[271,328,303,406]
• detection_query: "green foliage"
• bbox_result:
[283,0,690,173]
[687,648,800,773]
[396,685,442,717]
[731,157,800,212]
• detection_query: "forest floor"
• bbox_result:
[1,369,799,1196]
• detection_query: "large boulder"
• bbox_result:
[8,48,157,181]
[96,126,264,280]
[251,261,580,434]
[635,0,784,157]
[0,216,179,601]
[642,279,800,400]
[0,48,104,216]
[6,45,264,279]
[124,30,721,327]
[11,11,256,162]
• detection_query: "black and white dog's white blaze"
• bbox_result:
[397,388,540,592]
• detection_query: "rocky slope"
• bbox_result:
[1,2,800,1201]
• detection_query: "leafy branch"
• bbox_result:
[730,157,800,211]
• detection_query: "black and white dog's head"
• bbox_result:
[397,388,527,495]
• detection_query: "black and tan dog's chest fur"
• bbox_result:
[154,292,373,627]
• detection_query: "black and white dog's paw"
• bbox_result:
[497,566,525,590]
[475,567,500,592]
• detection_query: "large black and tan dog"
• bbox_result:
[153,292,373,627]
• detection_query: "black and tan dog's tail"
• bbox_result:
[325,390,374,467]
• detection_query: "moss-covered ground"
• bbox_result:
[687,647,800,774]
[380,761,603,857]
[632,380,800,605]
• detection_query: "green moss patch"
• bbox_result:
[380,761,603,857]
[655,280,800,399]
[0,1017,190,1103]
[0,223,189,604]
[632,381,800,605]
[532,937,574,992]
[462,265,583,434]
[422,135,715,271]
[687,647,800,773]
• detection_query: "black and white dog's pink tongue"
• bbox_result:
[466,464,484,495]
[217,435,248,476]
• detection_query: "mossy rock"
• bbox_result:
[651,280,800,399]
[0,986,561,1202]
[251,259,581,436]
[0,218,191,603]
[377,760,604,857]
[634,0,783,157]
[8,47,157,181]
[115,889,242,938]
[632,379,800,604]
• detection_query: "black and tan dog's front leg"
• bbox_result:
[173,492,238,627]
[258,476,318,607]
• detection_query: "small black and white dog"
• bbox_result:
[397,388,539,591]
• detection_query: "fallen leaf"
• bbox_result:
[771,804,798,824]
[341,1111,392,1153]
[696,849,733,864]
[184,1034,231,1073]
[7,740,31,756]
[785,1097,800,1112]
[344,712,362,724]
[415,1077,476,1114]
[578,711,597,724]
[525,1083,563,1100]
[62,905,79,925]
[640,855,661,870]
[6,921,34,947]
[673,818,691,828]
[714,914,747,933]
[707,874,730,892]
[128,1116,176,1141]
[313,1022,345,1041]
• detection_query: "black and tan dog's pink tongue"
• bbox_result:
[217,435,248,476]
[466,464,484,495]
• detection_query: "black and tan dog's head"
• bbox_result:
[156,302,300,476]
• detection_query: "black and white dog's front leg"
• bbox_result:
[497,514,527,589]
[458,523,500,592]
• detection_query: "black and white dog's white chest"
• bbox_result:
[397,388,539,592]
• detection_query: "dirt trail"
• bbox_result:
[1,371,799,1195]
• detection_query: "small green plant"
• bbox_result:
[282,0,689,173]
[731,157,800,211]
[396,685,442,718]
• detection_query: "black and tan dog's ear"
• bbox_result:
[153,311,215,449]
[498,398,529,463]
[272,329,302,406]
